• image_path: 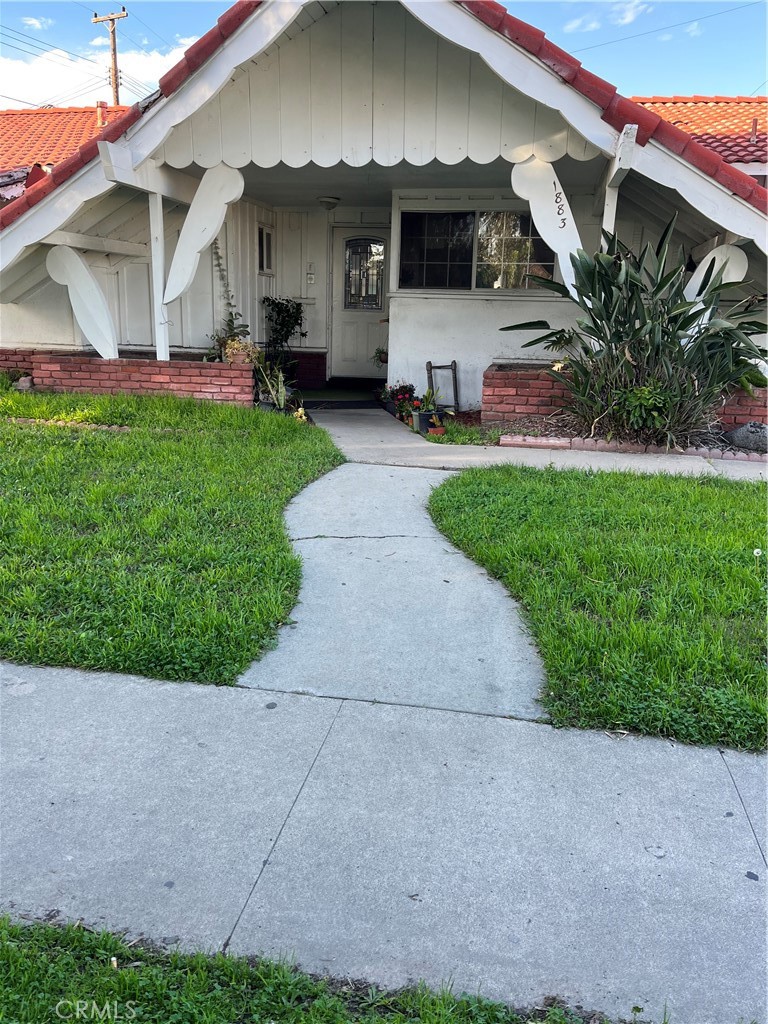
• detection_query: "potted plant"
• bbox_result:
[413,387,444,433]
[223,338,262,364]
[372,345,388,368]
[427,413,446,436]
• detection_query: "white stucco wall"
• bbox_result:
[386,292,577,409]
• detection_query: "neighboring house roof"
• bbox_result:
[0,105,130,172]
[1,0,766,234]
[632,96,767,166]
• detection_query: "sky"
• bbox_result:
[0,0,765,110]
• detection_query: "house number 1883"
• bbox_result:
[553,182,567,229]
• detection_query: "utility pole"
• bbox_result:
[91,7,127,106]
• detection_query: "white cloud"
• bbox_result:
[0,43,193,108]
[176,36,198,46]
[610,2,652,26]
[88,37,110,48]
[658,32,673,42]
[685,21,703,37]
[563,16,601,33]
[21,16,54,31]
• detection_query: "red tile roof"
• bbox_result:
[0,105,130,172]
[632,96,767,165]
[1,0,765,233]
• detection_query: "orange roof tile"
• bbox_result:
[632,96,767,165]
[0,105,130,171]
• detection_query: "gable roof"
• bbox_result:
[632,96,767,166]
[1,0,765,234]
[0,105,130,173]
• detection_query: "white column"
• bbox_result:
[148,192,169,360]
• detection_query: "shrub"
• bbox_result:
[501,219,767,448]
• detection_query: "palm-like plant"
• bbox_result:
[501,218,766,447]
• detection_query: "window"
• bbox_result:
[344,238,385,310]
[398,210,554,291]
[258,226,273,273]
[399,212,474,289]
[476,212,554,290]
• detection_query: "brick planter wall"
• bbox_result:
[481,363,569,423]
[482,362,768,429]
[720,388,768,429]
[1,350,254,405]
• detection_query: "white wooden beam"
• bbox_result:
[99,141,199,205]
[148,192,169,360]
[41,230,147,257]
[594,124,637,244]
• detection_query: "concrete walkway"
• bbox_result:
[311,408,768,480]
[2,412,766,1024]
[238,463,544,718]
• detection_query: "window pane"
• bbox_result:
[265,230,272,271]
[399,211,473,290]
[345,238,385,310]
[475,210,555,290]
[258,227,264,272]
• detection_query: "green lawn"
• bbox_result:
[0,390,343,684]
[429,466,767,751]
[0,918,637,1024]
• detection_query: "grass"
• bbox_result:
[429,466,767,751]
[0,917,648,1024]
[424,418,504,446]
[0,391,343,684]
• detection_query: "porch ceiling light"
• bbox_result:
[317,196,340,210]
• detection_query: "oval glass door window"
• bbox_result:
[344,238,385,310]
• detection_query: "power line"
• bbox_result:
[571,1,761,53]
[0,36,99,70]
[750,79,767,96]
[0,92,37,106]
[122,5,174,49]
[0,23,100,64]
[0,22,101,63]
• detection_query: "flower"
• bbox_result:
[755,549,763,558]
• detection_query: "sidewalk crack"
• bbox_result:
[293,533,428,540]
[719,749,766,866]
[221,700,345,953]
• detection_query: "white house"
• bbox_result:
[1,0,766,408]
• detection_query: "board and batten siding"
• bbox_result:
[161,2,600,171]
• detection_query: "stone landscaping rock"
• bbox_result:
[724,421,768,454]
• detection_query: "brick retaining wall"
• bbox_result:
[1,350,254,405]
[482,362,767,429]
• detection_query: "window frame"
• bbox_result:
[391,190,562,298]
[258,224,274,275]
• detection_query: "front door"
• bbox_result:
[330,228,390,378]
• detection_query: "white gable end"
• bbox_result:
[160,2,600,171]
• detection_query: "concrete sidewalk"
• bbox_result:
[311,408,768,480]
[1,423,766,1024]
[1,662,765,1024]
